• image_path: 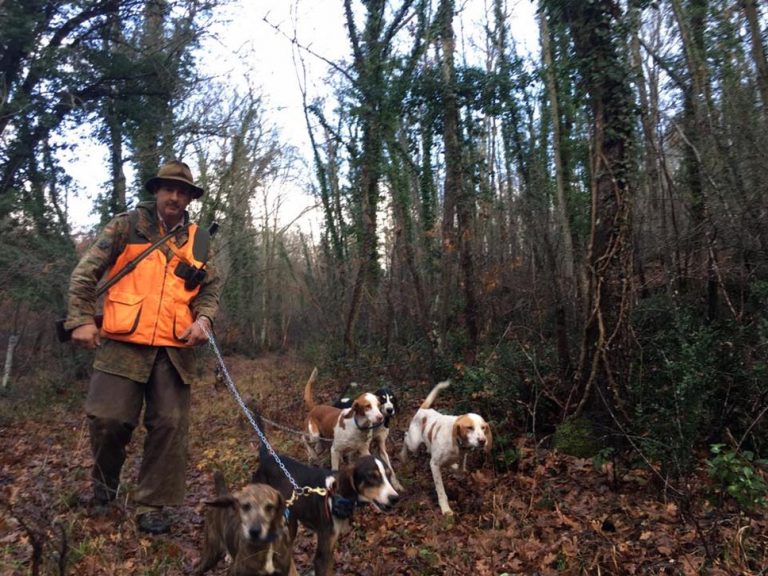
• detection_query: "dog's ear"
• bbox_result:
[278,492,288,517]
[203,495,237,508]
[451,419,463,447]
[484,423,493,453]
[272,490,286,523]
[344,401,359,418]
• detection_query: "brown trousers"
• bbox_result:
[85,349,190,507]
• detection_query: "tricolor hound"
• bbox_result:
[303,369,384,470]
[400,380,492,515]
[252,437,399,576]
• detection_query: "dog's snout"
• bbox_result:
[248,526,261,540]
[384,406,395,415]
[389,494,399,506]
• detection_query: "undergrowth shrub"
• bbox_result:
[630,294,768,477]
[451,345,545,471]
[0,226,87,421]
[632,304,718,476]
[706,444,768,512]
[554,416,600,458]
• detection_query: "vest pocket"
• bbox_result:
[172,306,194,342]
[103,292,144,335]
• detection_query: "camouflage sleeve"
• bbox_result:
[191,245,221,324]
[64,214,131,330]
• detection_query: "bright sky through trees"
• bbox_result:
[61,0,537,232]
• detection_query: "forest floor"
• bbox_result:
[1,353,767,575]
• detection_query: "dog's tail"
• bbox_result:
[303,366,319,410]
[420,380,451,409]
[213,470,229,497]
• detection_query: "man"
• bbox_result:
[65,160,221,535]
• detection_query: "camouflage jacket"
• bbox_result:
[65,201,221,385]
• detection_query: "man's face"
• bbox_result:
[155,182,192,226]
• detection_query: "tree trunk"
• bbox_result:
[671,0,724,318]
[342,0,386,354]
[629,4,674,291]
[539,11,581,301]
[1,335,19,391]
[341,0,423,354]
[438,0,478,359]
[133,0,177,194]
[546,1,635,425]
[104,1,126,214]
[742,0,768,115]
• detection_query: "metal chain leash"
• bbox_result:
[259,413,332,444]
[199,322,302,493]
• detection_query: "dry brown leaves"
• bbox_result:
[1,353,766,575]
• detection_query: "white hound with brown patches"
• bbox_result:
[303,368,385,470]
[400,380,492,515]
[335,386,403,491]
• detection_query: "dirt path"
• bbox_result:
[1,353,766,575]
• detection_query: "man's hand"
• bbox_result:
[72,323,101,349]
[180,316,211,346]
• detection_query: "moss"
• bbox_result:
[553,416,599,458]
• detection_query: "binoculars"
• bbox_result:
[174,261,207,290]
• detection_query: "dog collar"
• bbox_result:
[456,437,470,450]
[353,416,384,431]
[262,531,280,543]
[331,495,358,519]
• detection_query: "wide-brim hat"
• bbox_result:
[144,160,204,199]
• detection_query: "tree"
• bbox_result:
[0,0,218,224]
[741,0,768,117]
[543,0,636,428]
[191,88,290,352]
[437,0,479,359]
[340,0,428,354]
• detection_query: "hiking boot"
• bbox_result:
[80,492,115,517]
[136,509,170,535]
[89,498,114,517]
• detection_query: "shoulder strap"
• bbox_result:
[95,222,189,297]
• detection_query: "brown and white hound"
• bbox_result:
[334,386,403,490]
[303,368,384,470]
[400,380,492,515]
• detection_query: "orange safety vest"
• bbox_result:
[101,220,207,347]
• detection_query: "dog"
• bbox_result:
[335,386,402,490]
[303,368,384,470]
[400,380,492,515]
[195,471,297,576]
[252,434,399,576]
